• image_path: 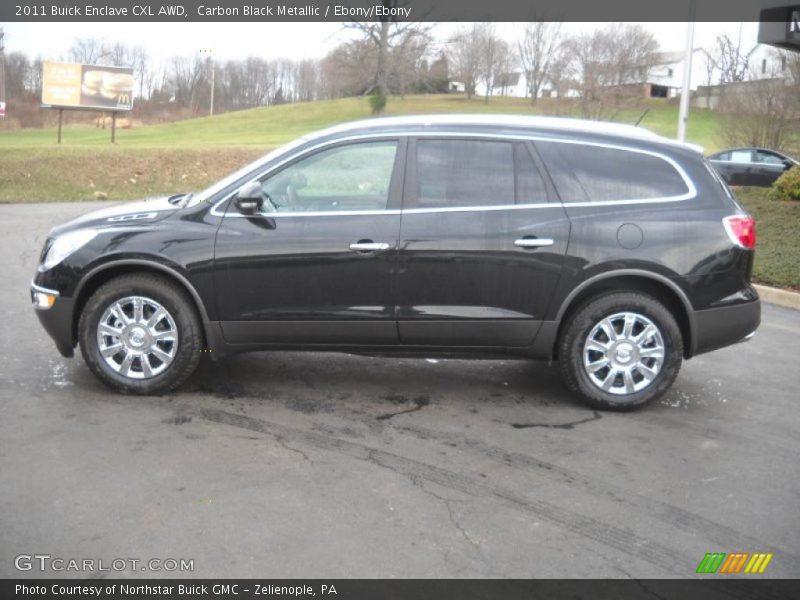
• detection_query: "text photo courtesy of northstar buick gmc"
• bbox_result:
[30,115,760,411]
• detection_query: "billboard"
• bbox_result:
[42,61,134,110]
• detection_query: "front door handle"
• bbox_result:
[514,237,554,248]
[349,241,391,252]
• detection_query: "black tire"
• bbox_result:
[558,291,683,411]
[78,273,202,395]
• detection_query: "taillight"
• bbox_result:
[723,215,756,249]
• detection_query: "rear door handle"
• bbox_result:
[349,241,391,252]
[514,238,554,248]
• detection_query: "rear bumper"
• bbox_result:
[691,298,761,357]
[31,282,75,358]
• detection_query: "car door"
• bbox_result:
[709,151,734,184]
[396,136,570,347]
[710,150,755,185]
[753,150,791,186]
[214,138,405,345]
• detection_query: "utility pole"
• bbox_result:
[209,57,215,117]
[677,2,696,142]
[0,28,7,121]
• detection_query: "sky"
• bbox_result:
[2,21,761,64]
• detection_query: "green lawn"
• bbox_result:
[734,187,800,290]
[0,95,726,150]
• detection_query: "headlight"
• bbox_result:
[42,229,98,269]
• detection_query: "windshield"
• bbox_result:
[193,137,310,203]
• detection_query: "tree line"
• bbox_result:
[2,21,799,139]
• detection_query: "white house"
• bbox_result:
[644,50,708,97]
[474,72,581,99]
[746,44,793,80]
[473,49,707,100]
[461,44,794,102]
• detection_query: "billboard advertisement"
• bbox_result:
[42,61,134,110]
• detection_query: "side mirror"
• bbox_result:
[234,181,264,215]
[782,159,795,170]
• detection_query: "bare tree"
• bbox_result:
[424,52,450,93]
[3,52,31,100]
[603,23,658,87]
[544,43,575,104]
[389,28,432,98]
[294,59,318,102]
[448,24,482,99]
[566,24,658,119]
[697,47,718,106]
[475,24,512,103]
[67,37,105,64]
[476,24,497,102]
[715,26,755,84]
[566,30,609,114]
[168,55,209,111]
[344,1,430,112]
[719,77,796,150]
[517,22,563,104]
[320,40,376,98]
[491,43,516,97]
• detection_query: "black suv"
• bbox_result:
[31,115,760,410]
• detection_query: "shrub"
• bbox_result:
[769,165,800,201]
[368,87,387,115]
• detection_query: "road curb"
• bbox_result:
[754,284,800,310]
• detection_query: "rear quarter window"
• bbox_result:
[535,141,691,203]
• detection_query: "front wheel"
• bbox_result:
[78,273,203,395]
[558,291,683,411]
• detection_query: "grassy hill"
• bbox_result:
[0,93,733,203]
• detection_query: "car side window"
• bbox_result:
[415,139,515,208]
[535,141,690,203]
[730,150,753,164]
[754,151,783,165]
[713,152,731,162]
[260,141,398,213]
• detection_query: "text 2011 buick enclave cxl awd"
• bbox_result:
[31,115,760,410]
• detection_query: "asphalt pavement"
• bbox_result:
[1,202,798,579]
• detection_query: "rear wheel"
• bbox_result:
[78,273,202,394]
[558,291,683,411]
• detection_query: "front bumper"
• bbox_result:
[691,298,761,357]
[31,281,76,358]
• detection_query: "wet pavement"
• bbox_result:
[1,202,798,578]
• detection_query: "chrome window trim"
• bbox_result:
[403,202,552,214]
[210,131,698,218]
[246,209,402,218]
[710,158,786,168]
[533,137,697,204]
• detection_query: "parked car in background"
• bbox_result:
[708,147,798,187]
[31,115,760,411]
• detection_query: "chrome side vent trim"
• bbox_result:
[107,212,158,222]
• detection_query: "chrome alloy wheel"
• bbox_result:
[582,311,665,395]
[96,296,178,379]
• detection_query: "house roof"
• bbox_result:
[650,51,686,66]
